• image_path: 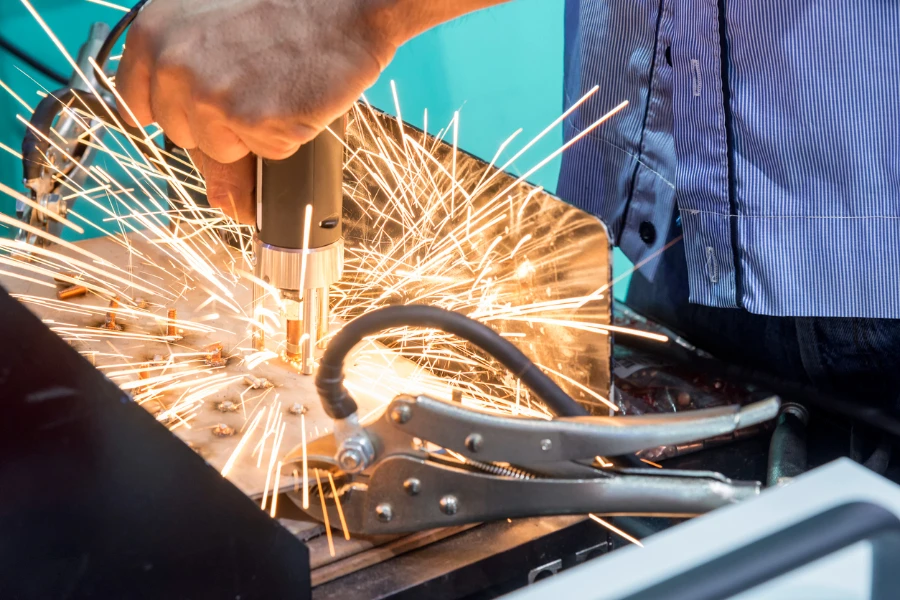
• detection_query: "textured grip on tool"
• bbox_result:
[315,362,356,420]
[316,304,589,421]
[257,117,345,250]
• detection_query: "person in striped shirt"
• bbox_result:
[118,0,900,414]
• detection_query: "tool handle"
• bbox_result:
[256,117,345,249]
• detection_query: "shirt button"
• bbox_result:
[639,221,657,245]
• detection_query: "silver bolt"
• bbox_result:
[403,478,421,496]
[391,404,412,424]
[439,495,459,516]
[540,439,552,452]
[464,433,483,453]
[337,448,363,472]
[375,503,393,522]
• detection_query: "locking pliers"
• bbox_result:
[286,392,779,535]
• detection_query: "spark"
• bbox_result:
[270,461,284,518]
[222,408,265,477]
[85,0,129,11]
[301,413,309,509]
[314,468,336,557]
[589,514,644,547]
[327,471,350,541]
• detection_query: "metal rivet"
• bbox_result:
[464,433,483,453]
[403,478,421,496]
[439,495,459,516]
[540,439,552,452]
[375,503,393,522]
[390,404,412,424]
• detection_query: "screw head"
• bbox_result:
[540,439,552,452]
[439,495,459,516]
[403,478,421,496]
[375,503,393,522]
[390,404,412,424]
[337,448,363,472]
[464,433,483,453]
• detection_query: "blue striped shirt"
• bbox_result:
[558,0,900,318]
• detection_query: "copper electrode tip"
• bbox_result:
[166,308,177,337]
[57,285,87,300]
[285,319,301,360]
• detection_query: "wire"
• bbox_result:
[316,304,589,421]
[0,34,68,86]
[95,0,151,93]
[21,87,151,181]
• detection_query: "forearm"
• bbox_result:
[367,0,512,49]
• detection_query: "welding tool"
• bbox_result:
[253,122,345,373]
[286,305,780,535]
[19,4,152,249]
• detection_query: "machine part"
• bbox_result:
[286,317,302,360]
[766,402,809,487]
[336,432,376,474]
[506,460,900,600]
[253,117,345,374]
[300,452,759,535]
[287,392,775,535]
[56,284,87,300]
[311,516,600,599]
[254,238,344,292]
[0,285,310,599]
[383,394,779,466]
[528,559,563,584]
[216,400,238,413]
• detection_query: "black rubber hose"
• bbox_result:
[0,35,68,86]
[95,0,151,93]
[22,88,151,181]
[316,304,588,420]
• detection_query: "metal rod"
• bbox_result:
[301,289,317,375]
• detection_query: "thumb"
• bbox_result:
[188,149,256,225]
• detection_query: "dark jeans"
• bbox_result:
[626,212,900,416]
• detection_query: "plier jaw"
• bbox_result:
[286,395,779,535]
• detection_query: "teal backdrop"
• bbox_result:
[0,0,632,296]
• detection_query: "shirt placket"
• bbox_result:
[618,0,677,280]
[672,0,739,308]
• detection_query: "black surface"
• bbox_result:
[258,118,344,251]
[623,502,900,600]
[0,286,310,600]
[313,516,610,600]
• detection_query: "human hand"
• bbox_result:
[117,0,396,222]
